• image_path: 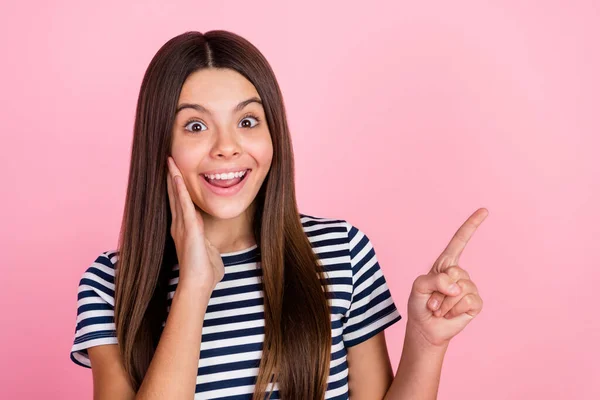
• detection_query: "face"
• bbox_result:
[170,68,273,220]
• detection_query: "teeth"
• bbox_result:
[204,170,247,180]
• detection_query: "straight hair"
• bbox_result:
[113,30,332,400]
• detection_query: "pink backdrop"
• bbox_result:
[1,1,598,399]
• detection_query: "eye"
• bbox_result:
[184,119,207,133]
[239,114,260,129]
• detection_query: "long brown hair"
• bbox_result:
[113,30,332,399]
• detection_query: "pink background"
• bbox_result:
[1,1,598,399]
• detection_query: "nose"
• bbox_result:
[210,128,242,159]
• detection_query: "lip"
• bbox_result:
[202,167,251,176]
[200,169,251,197]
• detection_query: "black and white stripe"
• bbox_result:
[70,214,402,399]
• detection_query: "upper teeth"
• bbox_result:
[204,170,247,180]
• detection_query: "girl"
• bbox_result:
[70,30,486,400]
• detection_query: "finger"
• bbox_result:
[412,272,462,297]
[444,293,483,319]
[174,174,194,225]
[427,292,444,312]
[439,208,488,265]
[437,279,478,318]
[428,266,470,312]
[167,158,183,227]
[169,158,203,235]
[166,163,177,220]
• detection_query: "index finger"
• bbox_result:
[166,167,176,218]
[167,157,204,233]
[440,208,489,264]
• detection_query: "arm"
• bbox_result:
[88,283,211,400]
[346,331,394,400]
[88,345,136,399]
[386,209,488,399]
[346,209,488,400]
[346,323,446,400]
[87,157,225,399]
[383,320,448,400]
[136,283,211,399]
[349,278,481,400]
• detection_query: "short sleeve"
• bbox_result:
[342,222,402,347]
[70,251,119,368]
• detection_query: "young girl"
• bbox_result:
[70,30,487,400]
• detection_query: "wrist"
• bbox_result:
[405,318,450,355]
[176,279,214,301]
[390,319,447,400]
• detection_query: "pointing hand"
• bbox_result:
[407,208,488,346]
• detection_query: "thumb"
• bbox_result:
[412,272,462,297]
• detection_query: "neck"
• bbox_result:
[199,202,257,255]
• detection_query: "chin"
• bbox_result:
[199,202,252,221]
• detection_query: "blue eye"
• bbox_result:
[184,120,207,133]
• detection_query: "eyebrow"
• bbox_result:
[175,97,263,115]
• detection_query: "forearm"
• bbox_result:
[383,320,448,400]
[136,283,211,399]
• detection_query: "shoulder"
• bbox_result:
[299,212,354,235]
[80,250,119,279]
[76,250,120,304]
[299,212,368,248]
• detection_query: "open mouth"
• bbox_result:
[202,169,251,189]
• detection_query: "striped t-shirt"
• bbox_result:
[70,213,402,399]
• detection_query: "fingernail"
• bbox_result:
[448,284,460,294]
[430,299,439,310]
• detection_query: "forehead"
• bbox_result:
[178,68,260,107]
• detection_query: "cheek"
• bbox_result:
[170,142,204,173]
[248,134,273,169]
